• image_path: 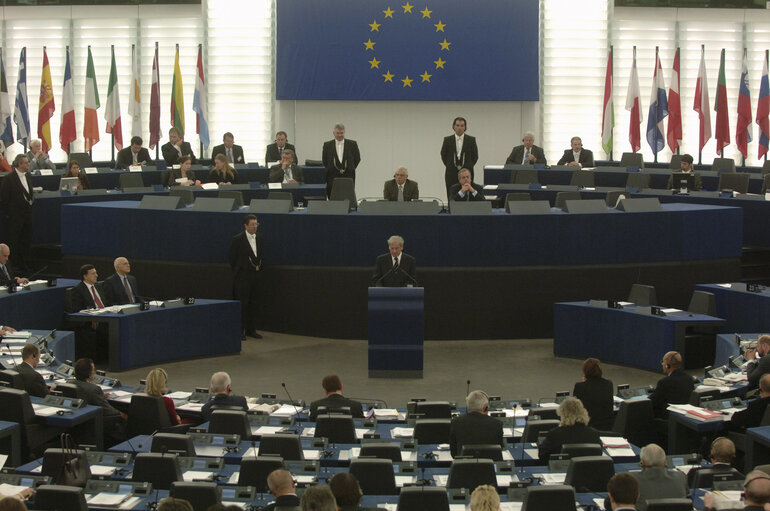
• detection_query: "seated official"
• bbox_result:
[383,167,419,201]
[470,485,500,511]
[63,160,91,190]
[309,374,363,421]
[505,131,547,166]
[703,470,770,511]
[156,497,194,511]
[16,344,49,398]
[67,358,126,446]
[116,136,151,170]
[209,153,238,185]
[633,444,688,511]
[649,351,694,418]
[538,397,601,463]
[166,155,201,187]
[161,127,196,166]
[687,437,741,489]
[64,264,109,361]
[731,373,770,431]
[145,368,186,426]
[572,357,614,431]
[557,136,595,168]
[26,138,56,172]
[265,130,297,165]
[449,168,485,201]
[300,486,337,511]
[329,473,365,511]
[746,335,770,389]
[201,371,248,421]
[269,149,304,184]
[0,243,29,287]
[449,390,504,458]
[264,469,299,511]
[211,132,245,165]
[370,235,416,287]
[607,473,640,511]
[103,257,140,305]
[666,153,702,191]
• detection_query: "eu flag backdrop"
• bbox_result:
[276,0,539,101]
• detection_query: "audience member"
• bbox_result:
[649,351,694,418]
[67,358,126,445]
[607,472,639,511]
[633,443,687,511]
[469,485,500,511]
[448,168,484,201]
[269,149,304,184]
[116,136,151,169]
[703,470,770,511]
[228,214,263,340]
[300,485,336,511]
[441,116,478,192]
[321,123,360,198]
[666,153,702,191]
[211,132,244,165]
[25,139,56,171]
[157,497,194,511]
[161,127,196,166]
[0,155,34,272]
[557,136,595,167]
[747,335,770,389]
[506,131,547,166]
[538,396,601,463]
[263,469,299,511]
[572,357,614,430]
[15,344,49,398]
[63,264,109,361]
[0,243,28,287]
[732,373,770,431]
[200,371,248,421]
[145,368,183,426]
[166,155,201,187]
[265,131,297,165]
[63,160,91,190]
[210,153,238,184]
[687,437,741,489]
[309,374,363,421]
[370,235,416,288]
[103,257,140,305]
[0,495,31,510]
[329,472,364,511]
[383,167,418,202]
[449,390,504,458]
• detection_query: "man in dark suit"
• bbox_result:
[16,344,49,398]
[383,167,419,201]
[228,215,263,340]
[201,371,248,421]
[704,470,770,511]
[309,374,363,421]
[269,149,304,184]
[687,437,742,489]
[746,335,770,389]
[0,243,28,287]
[103,257,140,305]
[449,168,485,201]
[265,131,297,165]
[440,116,478,192]
[635,444,688,511]
[449,390,504,458]
[264,469,300,511]
[557,136,595,167]
[321,123,361,198]
[211,132,245,165]
[607,473,640,511]
[370,235,416,287]
[0,155,34,272]
[506,131,547,166]
[161,127,196,166]
[115,136,152,170]
[67,358,126,445]
[666,153,702,191]
[64,264,109,361]
[649,351,694,418]
[731,373,770,431]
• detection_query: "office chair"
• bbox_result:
[396,486,449,511]
[151,433,196,456]
[446,458,497,490]
[561,443,602,458]
[0,369,24,390]
[413,401,452,419]
[126,393,172,437]
[620,152,644,169]
[413,419,451,444]
[170,188,195,205]
[763,174,770,195]
[612,398,656,448]
[669,154,683,170]
[625,172,651,189]
[712,157,736,173]
[349,458,398,495]
[68,152,94,169]
[690,467,743,489]
[55,382,80,399]
[131,452,183,490]
[504,192,531,205]
[513,169,539,184]
[528,406,558,420]
[522,485,577,511]
[41,447,91,485]
[570,171,595,187]
[267,191,293,202]
[330,177,357,210]
[689,388,720,406]
[605,190,626,207]
[645,498,695,510]
[718,172,750,194]
[218,189,244,207]
[628,284,657,306]
[314,414,356,444]
[0,387,61,460]
[237,456,285,492]
[33,484,88,511]
[118,173,144,189]
[459,444,503,461]
[554,191,581,210]
[209,409,250,440]
[258,433,304,460]
[521,420,559,443]
[688,290,717,316]
[170,481,219,511]
[359,443,402,462]
[564,455,615,492]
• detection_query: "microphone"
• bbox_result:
[3,341,18,368]
[373,264,397,287]
[281,382,302,430]
[516,404,526,474]
[399,268,418,286]
[466,380,471,397]
[26,265,49,281]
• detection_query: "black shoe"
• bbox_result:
[247,331,262,339]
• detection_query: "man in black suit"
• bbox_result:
[0,243,28,287]
[649,351,694,418]
[505,131,547,166]
[211,132,245,165]
[161,127,196,166]
[67,358,126,445]
[746,335,770,389]
[705,470,770,511]
[687,437,742,489]
[16,344,49,398]
[731,373,770,431]
[103,257,140,305]
[449,390,504,458]
[228,215,263,340]
[370,235,416,287]
[441,116,478,193]
[449,168,485,201]
[607,473,640,511]
[383,167,419,201]
[321,123,361,198]
[115,136,151,170]
[264,469,300,511]
[64,264,109,361]
[557,136,595,167]
[0,155,34,272]
[269,149,304,184]
[201,371,248,421]
[309,374,363,421]
[265,131,297,165]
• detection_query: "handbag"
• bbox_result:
[57,433,90,487]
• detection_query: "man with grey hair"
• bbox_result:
[634,443,687,511]
[383,167,419,201]
[0,243,28,286]
[103,256,140,305]
[505,131,547,166]
[370,235,416,287]
[26,138,56,171]
[321,123,361,198]
[1,154,34,272]
[263,469,299,511]
[200,371,248,421]
[449,390,504,458]
[300,485,337,511]
[538,397,600,463]
[703,470,770,510]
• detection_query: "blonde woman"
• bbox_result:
[470,485,500,511]
[538,396,601,463]
[209,153,237,185]
[145,368,183,425]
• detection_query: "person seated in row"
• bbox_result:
[329,473,366,511]
[269,149,304,184]
[557,136,595,168]
[666,153,702,191]
[506,131,546,166]
[166,155,201,187]
[145,367,189,426]
[309,374,363,420]
[633,443,688,511]
[538,396,601,463]
[650,350,694,418]
[211,132,245,165]
[607,473,639,511]
[201,371,248,421]
[63,160,91,190]
[265,130,298,166]
[210,153,238,185]
[573,357,614,430]
[0,243,28,287]
[731,373,770,431]
[26,139,56,172]
[67,358,127,446]
[746,335,770,390]
[264,469,299,511]
[162,127,196,166]
[116,136,151,170]
[703,470,770,511]
[470,485,499,511]
[449,389,504,458]
[687,437,741,489]
[449,168,484,201]
[16,344,49,398]
[300,485,336,511]
[103,256,140,305]
[383,166,418,201]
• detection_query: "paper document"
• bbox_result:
[483,184,499,190]
[31,404,62,416]
[166,391,192,399]
[371,408,399,418]
[600,436,630,447]
[87,492,131,506]
[295,475,316,484]
[496,474,516,487]
[499,504,523,511]
[3,331,31,339]
[200,183,218,190]
[0,483,29,497]
[271,404,301,417]
[390,427,414,438]
[89,465,117,476]
[431,450,453,462]
[253,426,285,436]
[433,475,448,486]
[395,475,416,487]
[606,447,636,457]
[524,448,539,459]
[662,308,681,314]
[540,473,566,484]
[182,470,214,482]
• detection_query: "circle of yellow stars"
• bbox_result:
[364,3,450,88]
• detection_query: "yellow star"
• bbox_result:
[402,2,414,13]
[439,38,451,51]
[421,6,432,18]
[363,39,376,51]
[420,70,432,82]
[368,57,381,69]
[383,6,395,18]
[383,70,395,82]
[434,20,446,32]
[369,20,381,32]
[402,76,413,87]
[434,57,446,69]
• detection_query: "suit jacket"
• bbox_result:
[103,273,140,305]
[538,423,601,463]
[309,393,364,421]
[201,393,248,422]
[634,467,687,511]
[383,179,419,201]
[265,142,297,165]
[115,147,152,170]
[572,377,614,431]
[649,369,695,418]
[263,494,300,511]
[269,163,305,184]
[66,378,122,417]
[228,231,263,278]
[0,169,34,220]
[557,149,595,167]
[65,281,109,313]
[449,411,504,458]
[730,396,770,431]
[322,139,361,179]
[15,362,48,398]
[371,253,416,287]
[506,144,547,166]
[0,260,21,286]
[448,182,485,201]
[211,144,245,164]
[441,134,479,174]
[666,171,703,191]
[161,141,196,166]
[26,151,56,171]
[748,356,770,389]
[167,168,199,187]
[686,463,742,490]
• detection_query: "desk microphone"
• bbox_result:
[26,265,49,281]
[466,380,471,397]
[373,265,397,287]
[399,268,418,286]
[281,382,302,430]
[2,341,18,368]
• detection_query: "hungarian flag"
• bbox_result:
[59,46,76,153]
[193,45,209,150]
[758,55,770,160]
[128,44,141,139]
[693,48,712,152]
[149,45,161,150]
[105,46,123,150]
[625,48,642,153]
[13,47,29,147]
[0,49,13,149]
[646,51,668,155]
[736,52,753,159]
[171,46,185,136]
[667,48,682,153]
[601,48,614,156]
[714,48,730,154]
[37,48,55,153]
[83,47,100,153]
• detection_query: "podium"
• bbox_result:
[368,287,424,378]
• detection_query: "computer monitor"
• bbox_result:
[671,172,695,191]
[59,176,79,192]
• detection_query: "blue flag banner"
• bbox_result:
[276,0,539,101]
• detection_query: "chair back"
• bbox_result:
[314,414,356,444]
[669,154,683,170]
[505,192,531,205]
[56,382,80,399]
[555,191,581,210]
[0,369,24,390]
[459,444,503,461]
[691,467,743,489]
[529,406,558,420]
[761,406,770,426]
[151,433,195,456]
[209,409,250,439]
[718,172,750,193]
[359,443,402,462]
[625,172,651,189]
[267,191,293,201]
[570,172,595,187]
[513,169,539,184]
[238,456,284,492]
[522,485,577,511]
[620,152,644,169]
[688,290,716,316]
[119,172,144,189]
[33,484,88,511]
[446,458,496,490]
[413,401,452,419]
[396,486,449,511]
[330,177,357,210]
[612,398,656,447]
[258,433,304,460]
[0,387,36,425]
[605,190,626,207]
[170,481,219,511]
[712,157,736,173]
[126,393,172,437]
[349,458,397,494]
[645,498,695,510]
[564,455,615,492]
[170,188,195,205]
[131,452,183,490]
[561,443,602,458]
[69,153,94,168]
[521,419,559,443]
[628,283,657,306]
[218,189,244,207]
[413,419,451,444]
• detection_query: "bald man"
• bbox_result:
[263,469,299,511]
[649,351,694,419]
[0,243,28,287]
[103,257,140,305]
[703,470,770,510]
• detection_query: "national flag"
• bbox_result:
[693,48,712,152]
[171,46,185,136]
[625,48,642,153]
[667,48,682,153]
[646,51,668,155]
[601,47,614,156]
[13,47,30,147]
[128,44,141,139]
[0,49,13,149]
[59,46,76,153]
[736,52,753,159]
[193,45,209,150]
[105,46,123,150]
[37,48,55,153]
[714,48,730,153]
[757,55,769,160]
[149,45,161,150]
[83,47,100,153]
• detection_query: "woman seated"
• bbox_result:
[209,153,238,185]
[145,368,184,425]
[538,396,601,463]
[572,357,614,431]
[329,473,364,511]
[64,159,91,190]
[470,485,500,511]
[166,155,201,187]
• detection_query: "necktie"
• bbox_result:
[91,286,104,308]
[227,148,233,163]
[524,148,531,164]
[123,277,134,303]
[133,152,138,164]
[398,185,404,202]
[393,257,399,271]
[285,166,292,182]
[0,264,8,281]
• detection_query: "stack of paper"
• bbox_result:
[271,404,301,417]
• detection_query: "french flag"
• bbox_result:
[59,46,76,153]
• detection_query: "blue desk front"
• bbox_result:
[0,279,80,330]
[30,397,104,450]
[696,283,770,333]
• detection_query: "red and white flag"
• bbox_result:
[667,48,682,153]
[624,47,642,153]
[693,47,712,152]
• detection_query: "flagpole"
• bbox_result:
[110,44,115,165]
[698,44,704,165]
[610,45,614,162]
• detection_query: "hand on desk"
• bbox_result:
[747,348,757,360]
[15,277,29,285]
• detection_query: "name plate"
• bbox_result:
[39,169,53,176]
[267,182,282,189]
[84,167,98,174]
[129,165,142,172]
